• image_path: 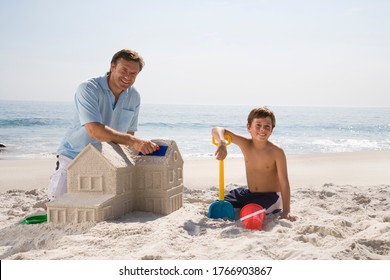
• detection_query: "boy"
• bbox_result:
[212,106,296,221]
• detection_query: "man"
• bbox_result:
[48,49,159,201]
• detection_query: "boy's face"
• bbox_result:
[247,117,273,141]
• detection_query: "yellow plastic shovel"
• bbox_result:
[208,135,235,220]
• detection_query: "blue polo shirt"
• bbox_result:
[58,74,140,159]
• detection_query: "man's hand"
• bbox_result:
[133,138,159,155]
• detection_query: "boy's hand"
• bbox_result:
[279,211,297,222]
[215,141,228,160]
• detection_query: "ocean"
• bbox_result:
[0,100,389,160]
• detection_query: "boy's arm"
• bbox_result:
[211,127,248,160]
[275,148,296,221]
[211,127,229,160]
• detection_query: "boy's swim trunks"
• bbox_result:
[224,187,281,214]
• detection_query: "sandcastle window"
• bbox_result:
[103,206,113,220]
[49,209,66,223]
[124,200,132,213]
[91,176,102,190]
[174,151,178,161]
[125,174,132,191]
[126,174,132,185]
[145,172,162,189]
[169,169,174,183]
[77,209,94,223]
[80,176,89,190]
[178,168,183,180]
[79,176,103,191]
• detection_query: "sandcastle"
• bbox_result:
[46,139,184,223]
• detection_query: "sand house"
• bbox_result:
[46,139,184,223]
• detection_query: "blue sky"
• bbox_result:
[0,0,389,106]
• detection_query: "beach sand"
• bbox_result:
[0,151,389,260]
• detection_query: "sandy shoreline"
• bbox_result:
[1,150,389,192]
[0,151,389,260]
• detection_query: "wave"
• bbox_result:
[1,101,390,159]
[0,118,71,128]
[139,122,224,129]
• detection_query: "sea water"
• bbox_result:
[0,100,389,159]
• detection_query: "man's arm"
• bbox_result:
[84,122,158,155]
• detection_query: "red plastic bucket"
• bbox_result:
[240,203,266,230]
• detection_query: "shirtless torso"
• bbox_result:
[240,140,285,193]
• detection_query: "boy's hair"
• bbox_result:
[247,107,276,128]
[110,49,145,72]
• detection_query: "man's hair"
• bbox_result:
[247,107,276,128]
[110,49,145,72]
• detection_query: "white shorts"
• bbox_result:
[47,155,72,201]
[266,192,282,214]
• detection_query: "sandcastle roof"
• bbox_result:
[90,142,137,168]
[136,139,184,166]
[69,139,183,170]
[46,193,116,207]
[66,142,137,170]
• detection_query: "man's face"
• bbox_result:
[247,117,273,141]
[109,58,140,93]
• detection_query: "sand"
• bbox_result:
[0,151,389,260]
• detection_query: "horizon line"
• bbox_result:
[0,98,389,109]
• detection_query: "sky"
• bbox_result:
[0,0,389,107]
